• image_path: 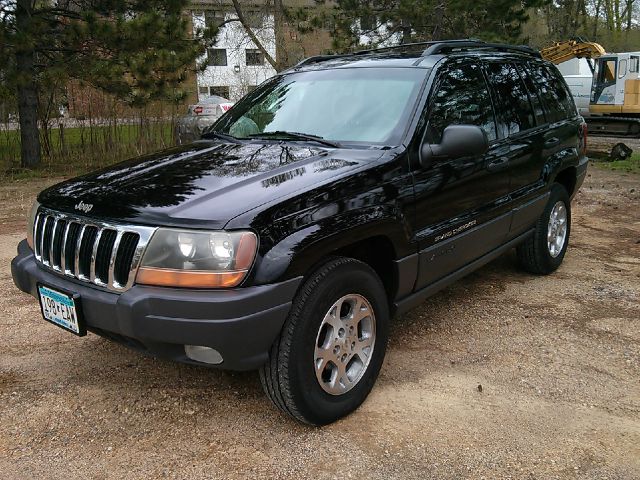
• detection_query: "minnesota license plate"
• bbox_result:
[37,284,86,336]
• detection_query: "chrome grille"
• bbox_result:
[33,208,156,292]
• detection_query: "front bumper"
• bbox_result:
[11,240,301,370]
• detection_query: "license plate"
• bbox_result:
[37,284,86,336]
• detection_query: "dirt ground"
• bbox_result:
[0,166,638,480]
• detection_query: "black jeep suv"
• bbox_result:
[12,40,588,425]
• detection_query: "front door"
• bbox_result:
[411,60,511,290]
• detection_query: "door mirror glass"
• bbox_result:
[420,124,489,167]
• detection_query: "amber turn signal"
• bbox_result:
[136,268,248,288]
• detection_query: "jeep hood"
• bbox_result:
[38,141,368,229]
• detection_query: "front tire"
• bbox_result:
[259,257,389,425]
[517,183,571,274]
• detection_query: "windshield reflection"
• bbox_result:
[212,67,427,145]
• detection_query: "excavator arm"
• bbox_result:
[541,40,606,65]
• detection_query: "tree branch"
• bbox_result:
[230,0,278,70]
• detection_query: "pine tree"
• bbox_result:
[292,0,549,52]
[0,0,211,168]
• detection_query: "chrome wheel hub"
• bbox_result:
[547,201,568,258]
[314,294,376,395]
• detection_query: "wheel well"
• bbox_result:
[554,167,577,197]
[331,236,397,303]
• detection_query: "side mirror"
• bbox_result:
[420,125,489,168]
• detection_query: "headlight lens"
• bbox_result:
[26,200,40,249]
[136,229,257,288]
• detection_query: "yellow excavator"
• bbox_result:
[541,39,640,137]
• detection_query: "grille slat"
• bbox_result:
[64,222,82,275]
[51,219,67,269]
[41,216,55,265]
[31,208,153,292]
[78,226,98,278]
[60,220,72,272]
[95,229,117,284]
[108,231,124,287]
[114,232,140,287]
[34,213,45,259]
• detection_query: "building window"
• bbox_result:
[246,49,264,66]
[245,11,264,29]
[360,15,376,31]
[210,86,230,99]
[204,11,225,30]
[207,48,227,66]
[198,86,209,95]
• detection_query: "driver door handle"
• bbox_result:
[487,157,509,172]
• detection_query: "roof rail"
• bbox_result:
[293,54,349,69]
[422,40,541,58]
[291,39,541,70]
[292,41,437,68]
[351,41,437,56]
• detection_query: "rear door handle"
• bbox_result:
[545,137,560,148]
[487,157,509,172]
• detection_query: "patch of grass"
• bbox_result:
[1,122,175,182]
[593,152,640,174]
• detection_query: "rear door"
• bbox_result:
[411,60,511,290]
[519,62,579,189]
[483,61,559,237]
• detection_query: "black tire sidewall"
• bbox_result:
[285,260,389,425]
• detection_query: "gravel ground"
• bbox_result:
[0,166,638,479]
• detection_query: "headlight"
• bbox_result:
[26,200,40,249]
[136,228,258,288]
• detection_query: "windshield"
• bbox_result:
[211,67,427,145]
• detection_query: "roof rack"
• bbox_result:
[421,40,541,58]
[292,39,541,70]
[293,54,346,69]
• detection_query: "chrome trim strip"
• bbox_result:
[89,228,103,284]
[50,217,60,271]
[108,230,124,289]
[124,230,155,290]
[60,220,71,273]
[41,216,51,267]
[34,213,43,260]
[75,224,87,280]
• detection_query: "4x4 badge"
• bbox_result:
[74,201,93,213]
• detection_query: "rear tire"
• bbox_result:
[259,257,389,425]
[517,184,571,275]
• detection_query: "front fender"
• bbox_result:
[251,204,413,285]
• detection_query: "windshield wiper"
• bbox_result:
[248,131,340,148]
[201,131,242,143]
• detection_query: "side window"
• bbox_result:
[484,63,536,136]
[619,59,628,78]
[599,59,617,84]
[630,57,639,73]
[529,64,576,122]
[515,64,547,125]
[426,63,497,144]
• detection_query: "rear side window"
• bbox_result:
[426,62,497,143]
[484,63,536,136]
[529,64,577,122]
[515,64,547,125]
